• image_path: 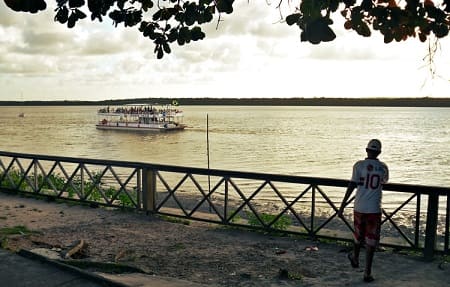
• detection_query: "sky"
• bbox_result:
[1,1,450,102]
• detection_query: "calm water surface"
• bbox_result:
[0,105,449,189]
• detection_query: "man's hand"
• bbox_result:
[339,182,356,219]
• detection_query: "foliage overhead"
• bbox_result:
[4,0,450,58]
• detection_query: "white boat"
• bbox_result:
[96,103,186,132]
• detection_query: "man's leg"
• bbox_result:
[364,246,375,282]
[353,242,361,260]
[351,242,361,267]
[363,213,381,282]
[349,212,363,268]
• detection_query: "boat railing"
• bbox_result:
[0,150,448,260]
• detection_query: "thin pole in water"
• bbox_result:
[207,114,211,212]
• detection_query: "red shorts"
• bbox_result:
[353,212,381,247]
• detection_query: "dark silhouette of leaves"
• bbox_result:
[4,0,46,13]
[54,6,69,24]
[286,13,300,26]
[301,17,336,44]
[4,0,450,58]
[216,0,233,14]
[68,0,84,8]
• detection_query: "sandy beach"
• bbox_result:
[0,192,448,287]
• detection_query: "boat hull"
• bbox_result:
[96,123,185,132]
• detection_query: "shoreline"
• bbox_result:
[151,191,448,251]
[2,97,450,107]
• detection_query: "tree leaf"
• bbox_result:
[75,8,86,20]
[286,13,301,26]
[55,6,69,24]
[152,10,162,21]
[216,0,234,14]
[304,17,336,44]
[163,42,171,54]
[67,12,77,28]
[157,46,164,59]
[4,0,22,12]
[141,0,154,11]
[191,26,205,41]
[329,0,340,12]
[69,0,85,8]
[356,21,371,37]
[384,32,394,43]
[185,6,196,26]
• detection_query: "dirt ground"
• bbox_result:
[0,192,448,287]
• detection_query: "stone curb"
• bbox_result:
[17,249,128,287]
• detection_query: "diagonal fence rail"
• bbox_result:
[0,151,448,260]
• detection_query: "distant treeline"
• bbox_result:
[2,97,450,107]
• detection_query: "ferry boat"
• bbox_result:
[96,103,186,132]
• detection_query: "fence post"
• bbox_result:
[424,192,439,261]
[33,159,38,192]
[80,166,84,198]
[224,177,228,224]
[142,168,156,214]
[137,169,142,209]
[445,194,449,253]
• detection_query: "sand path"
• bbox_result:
[0,192,448,286]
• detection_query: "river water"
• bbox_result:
[1,105,449,187]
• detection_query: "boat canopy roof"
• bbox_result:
[120,102,178,107]
[124,103,159,106]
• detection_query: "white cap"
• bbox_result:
[366,139,382,152]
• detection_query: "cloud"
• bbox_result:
[1,0,449,101]
[0,2,19,27]
[80,30,137,55]
[1,4,77,56]
[17,30,76,54]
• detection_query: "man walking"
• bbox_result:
[338,139,389,283]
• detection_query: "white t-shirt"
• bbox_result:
[351,158,389,213]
